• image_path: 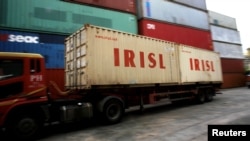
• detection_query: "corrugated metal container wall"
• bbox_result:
[174,0,207,10]
[221,73,245,88]
[221,58,244,73]
[137,0,209,30]
[213,42,244,59]
[65,25,180,89]
[211,25,241,44]
[0,30,66,68]
[138,19,213,50]
[68,0,136,14]
[0,0,137,34]
[179,45,222,83]
[209,11,237,29]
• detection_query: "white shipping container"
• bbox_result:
[65,25,222,89]
[211,25,241,44]
[213,42,244,59]
[179,45,223,83]
[137,0,209,30]
[209,11,237,29]
[174,0,207,10]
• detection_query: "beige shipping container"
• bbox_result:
[65,25,180,89]
[179,45,223,83]
[65,25,222,89]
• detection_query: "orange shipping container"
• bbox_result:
[65,25,222,89]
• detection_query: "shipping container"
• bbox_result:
[173,0,207,10]
[221,58,244,73]
[65,26,180,88]
[209,11,237,29]
[0,29,66,68]
[221,73,245,88]
[179,45,222,83]
[139,19,213,50]
[137,0,209,30]
[210,25,241,44]
[67,0,136,14]
[0,0,137,34]
[213,41,244,59]
[65,25,222,89]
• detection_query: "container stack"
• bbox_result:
[0,0,138,90]
[0,0,138,34]
[208,11,245,88]
[0,0,245,89]
[137,0,213,51]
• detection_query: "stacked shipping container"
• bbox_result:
[137,0,213,51]
[0,0,138,34]
[209,11,245,88]
[0,0,138,90]
[67,0,137,14]
[0,0,244,89]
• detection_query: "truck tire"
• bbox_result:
[196,89,205,104]
[7,114,41,140]
[205,88,214,102]
[103,99,124,124]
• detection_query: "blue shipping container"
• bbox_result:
[0,30,66,68]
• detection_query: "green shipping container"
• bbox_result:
[0,0,137,34]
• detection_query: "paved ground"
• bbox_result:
[2,87,250,141]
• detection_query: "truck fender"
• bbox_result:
[97,96,124,113]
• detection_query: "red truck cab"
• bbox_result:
[0,52,93,140]
[0,52,48,137]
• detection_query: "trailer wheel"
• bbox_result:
[196,89,205,104]
[103,99,124,124]
[7,114,41,140]
[205,88,214,102]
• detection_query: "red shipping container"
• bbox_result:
[221,73,245,88]
[67,0,136,14]
[138,19,213,51]
[221,58,244,73]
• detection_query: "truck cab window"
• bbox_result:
[0,59,24,99]
[0,59,23,80]
[30,59,41,73]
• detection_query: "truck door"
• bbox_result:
[26,58,46,96]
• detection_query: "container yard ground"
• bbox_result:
[1,87,248,141]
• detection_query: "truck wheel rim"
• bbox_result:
[107,104,121,120]
[16,118,38,135]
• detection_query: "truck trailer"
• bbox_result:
[0,24,223,139]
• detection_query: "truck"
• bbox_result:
[0,24,223,139]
